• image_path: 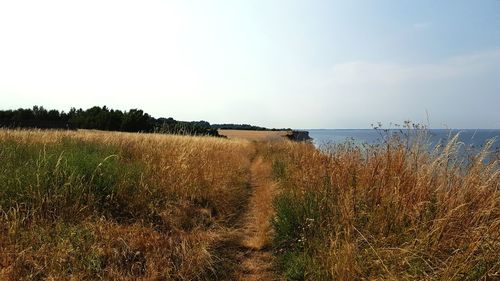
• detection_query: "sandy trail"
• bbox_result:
[229,156,281,281]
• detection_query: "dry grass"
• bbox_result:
[241,157,277,250]
[219,130,290,141]
[1,128,498,280]
[0,129,254,280]
[228,156,281,281]
[269,132,500,280]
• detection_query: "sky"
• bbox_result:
[1,0,499,129]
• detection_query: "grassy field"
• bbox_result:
[0,129,498,280]
[0,129,254,280]
[218,129,290,141]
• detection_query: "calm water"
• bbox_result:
[308,129,500,150]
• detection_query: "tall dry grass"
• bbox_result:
[0,129,254,280]
[2,128,498,280]
[269,131,499,280]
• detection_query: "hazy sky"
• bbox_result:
[1,1,499,128]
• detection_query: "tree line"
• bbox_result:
[0,106,220,136]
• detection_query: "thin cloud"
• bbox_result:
[307,50,500,128]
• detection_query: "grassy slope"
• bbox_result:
[268,135,499,280]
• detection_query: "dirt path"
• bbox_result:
[229,156,281,281]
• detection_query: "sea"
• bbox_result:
[307,129,500,151]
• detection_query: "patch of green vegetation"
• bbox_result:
[272,159,287,180]
[0,137,143,223]
[278,250,327,281]
[273,193,302,250]
[273,190,328,280]
[281,251,310,280]
[273,192,322,248]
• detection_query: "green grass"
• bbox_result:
[273,191,331,280]
[272,159,287,180]
[0,137,143,223]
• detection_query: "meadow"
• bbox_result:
[0,129,254,280]
[0,128,498,280]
